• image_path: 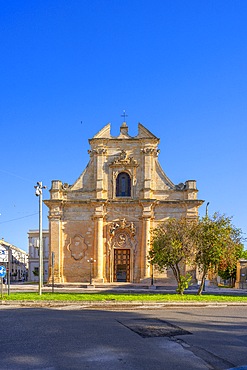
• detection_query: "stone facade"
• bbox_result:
[235,259,247,289]
[44,122,203,284]
[28,230,49,282]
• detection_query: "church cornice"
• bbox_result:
[107,199,140,204]
[155,199,204,206]
[45,198,204,206]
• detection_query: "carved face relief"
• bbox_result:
[67,234,88,261]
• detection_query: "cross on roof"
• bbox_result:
[121,110,128,121]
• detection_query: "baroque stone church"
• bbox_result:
[44,121,203,284]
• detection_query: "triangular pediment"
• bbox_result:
[92,123,111,138]
[137,123,159,139]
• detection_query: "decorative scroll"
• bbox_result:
[175,182,186,190]
[62,182,70,190]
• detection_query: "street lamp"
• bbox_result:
[34,181,46,295]
[87,258,96,285]
[241,273,245,289]
[206,202,210,217]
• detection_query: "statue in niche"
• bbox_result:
[67,234,88,261]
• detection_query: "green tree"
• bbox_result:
[195,213,243,295]
[218,245,244,286]
[240,249,247,259]
[149,217,197,295]
[217,266,236,286]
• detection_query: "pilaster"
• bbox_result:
[141,147,159,198]
[93,203,105,282]
[93,148,107,199]
[140,202,154,280]
[47,207,63,283]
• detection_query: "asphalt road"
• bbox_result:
[0,306,246,370]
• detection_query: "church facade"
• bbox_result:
[44,121,203,284]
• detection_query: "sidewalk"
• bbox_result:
[6,282,247,295]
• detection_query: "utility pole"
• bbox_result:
[34,181,46,295]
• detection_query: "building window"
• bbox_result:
[116,172,131,197]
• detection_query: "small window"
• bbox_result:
[116,172,131,197]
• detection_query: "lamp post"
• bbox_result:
[241,273,245,289]
[34,181,46,295]
[87,258,96,285]
[206,202,210,217]
[150,262,154,286]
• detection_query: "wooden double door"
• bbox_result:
[114,249,130,282]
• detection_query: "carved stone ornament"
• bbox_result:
[141,147,160,156]
[62,182,70,190]
[67,234,88,261]
[109,218,136,236]
[111,150,137,166]
[108,218,137,254]
[115,233,128,248]
[88,148,107,156]
[175,182,186,190]
[113,232,131,248]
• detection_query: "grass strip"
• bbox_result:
[2,292,247,302]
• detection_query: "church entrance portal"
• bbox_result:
[114,249,130,282]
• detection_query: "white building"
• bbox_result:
[28,230,49,282]
[0,239,28,282]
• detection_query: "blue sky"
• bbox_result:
[1,0,247,251]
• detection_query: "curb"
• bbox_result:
[2,300,247,310]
